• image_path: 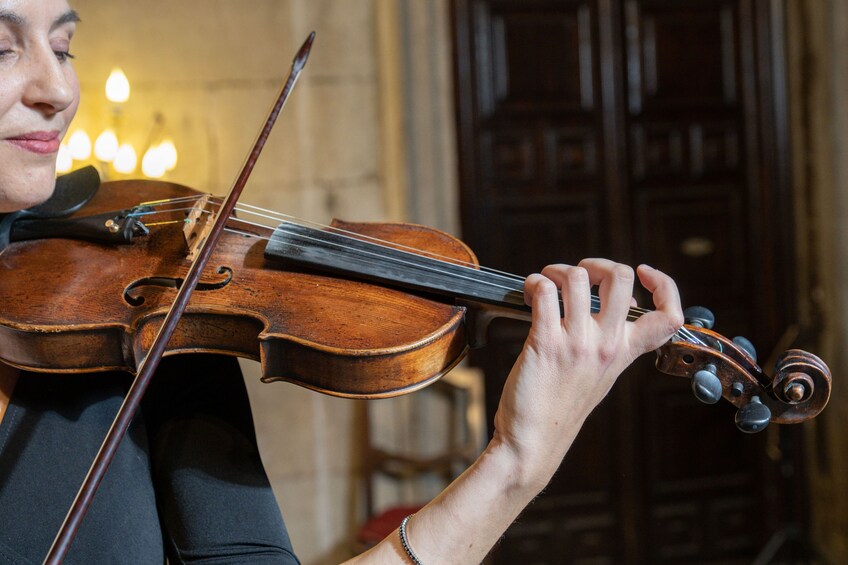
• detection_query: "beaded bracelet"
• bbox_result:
[399,514,424,565]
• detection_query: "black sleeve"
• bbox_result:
[143,354,300,565]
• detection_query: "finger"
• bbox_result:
[631,265,685,351]
[541,264,590,334]
[524,273,562,336]
[578,258,634,334]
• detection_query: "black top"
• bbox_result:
[0,354,299,564]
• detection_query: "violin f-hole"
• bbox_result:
[123,266,234,306]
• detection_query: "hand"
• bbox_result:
[491,260,684,488]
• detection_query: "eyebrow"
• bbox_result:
[0,11,24,26]
[53,10,81,29]
[0,9,80,29]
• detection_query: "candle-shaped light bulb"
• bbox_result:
[113,143,137,174]
[105,68,130,103]
[158,139,178,171]
[142,145,167,178]
[67,130,92,160]
[94,129,119,162]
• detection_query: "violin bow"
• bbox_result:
[44,32,316,564]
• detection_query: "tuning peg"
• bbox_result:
[732,336,757,362]
[692,364,722,404]
[683,306,715,329]
[734,396,771,433]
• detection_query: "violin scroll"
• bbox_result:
[770,349,831,407]
[655,307,832,433]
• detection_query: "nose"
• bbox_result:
[21,47,77,116]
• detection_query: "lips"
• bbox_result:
[5,131,62,155]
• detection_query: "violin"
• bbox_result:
[0,171,832,428]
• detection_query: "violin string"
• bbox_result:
[217,217,703,346]
[232,199,527,283]
[131,197,656,309]
[143,219,188,227]
[130,196,510,278]
[222,215,528,295]
[137,194,214,207]
[225,201,703,347]
[216,207,704,345]
[127,195,703,345]
[130,206,199,218]
[133,196,616,311]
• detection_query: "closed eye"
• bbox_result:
[54,50,74,62]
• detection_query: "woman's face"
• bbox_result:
[0,0,79,213]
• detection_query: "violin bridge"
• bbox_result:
[183,194,216,261]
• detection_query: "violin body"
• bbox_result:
[0,180,475,398]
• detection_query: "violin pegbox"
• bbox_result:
[654,306,832,433]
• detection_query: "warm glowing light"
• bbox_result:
[142,146,167,178]
[94,129,119,162]
[67,130,92,160]
[113,143,137,174]
[158,139,178,171]
[56,144,73,173]
[105,68,130,103]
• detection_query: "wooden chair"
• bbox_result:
[353,366,486,550]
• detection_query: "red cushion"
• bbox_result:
[355,505,424,545]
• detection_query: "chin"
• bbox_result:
[0,161,57,213]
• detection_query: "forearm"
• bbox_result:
[346,422,584,564]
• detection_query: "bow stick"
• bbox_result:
[44,32,316,564]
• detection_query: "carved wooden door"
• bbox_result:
[452,0,800,562]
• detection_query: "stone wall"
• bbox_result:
[67,1,460,563]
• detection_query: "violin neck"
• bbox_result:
[263,222,531,315]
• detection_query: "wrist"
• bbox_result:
[481,433,566,497]
[485,409,589,495]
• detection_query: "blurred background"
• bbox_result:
[64,0,847,563]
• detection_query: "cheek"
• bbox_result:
[61,70,81,133]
